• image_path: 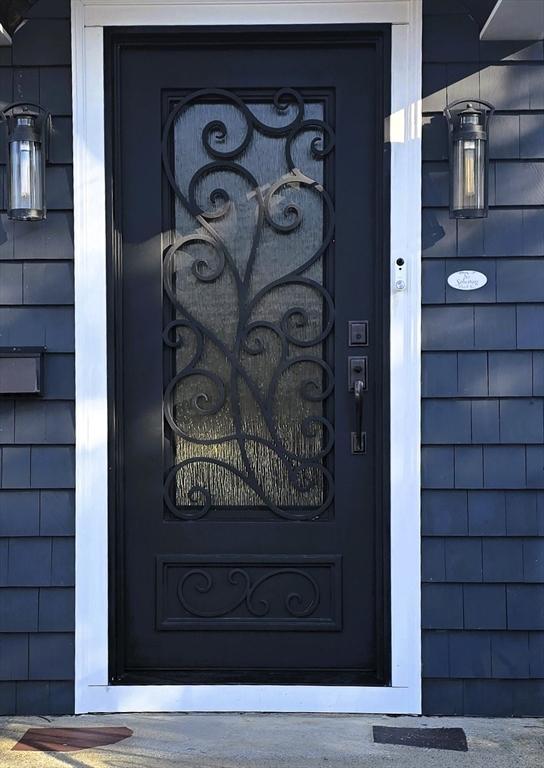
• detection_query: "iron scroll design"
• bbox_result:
[161,88,336,520]
[178,567,319,619]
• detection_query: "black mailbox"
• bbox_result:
[0,347,45,396]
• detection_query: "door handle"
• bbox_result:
[352,378,366,454]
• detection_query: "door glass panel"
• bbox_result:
[162,90,335,520]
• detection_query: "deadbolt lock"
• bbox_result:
[348,320,368,346]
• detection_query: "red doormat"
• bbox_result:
[12,726,133,752]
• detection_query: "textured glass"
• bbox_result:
[163,92,335,518]
[452,138,485,214]
[8,139,44,218]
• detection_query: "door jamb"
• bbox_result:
[72,0,422,715]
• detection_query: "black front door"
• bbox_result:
[108,25,390,685]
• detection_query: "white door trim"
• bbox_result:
[72,0,422,714]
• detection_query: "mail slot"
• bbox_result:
[0,348,45,395]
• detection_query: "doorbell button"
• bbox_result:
[394,257,407,291]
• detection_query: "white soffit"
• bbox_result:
[0,24,12,46]
[481,0,544,41]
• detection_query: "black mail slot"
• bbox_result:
[0,348,45,395]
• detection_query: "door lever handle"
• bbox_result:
[352,378,366,454]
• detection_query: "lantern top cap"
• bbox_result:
[15,105,39,114]
[0,102,50,126]
[444,98,495,120]
[14,109,39,122]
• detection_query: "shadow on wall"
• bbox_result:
[421,35,544,255]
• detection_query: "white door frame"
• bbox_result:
[72,0,422,715]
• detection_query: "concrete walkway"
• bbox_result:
[1,713,543,767]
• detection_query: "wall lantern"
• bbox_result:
[0,102,51,221]
[444,99,495,220]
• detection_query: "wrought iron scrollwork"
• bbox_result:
[162,88,336,520]
[178,567,320,618]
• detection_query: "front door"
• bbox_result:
[108,25,390,685]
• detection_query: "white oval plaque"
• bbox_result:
[447,270,488,291]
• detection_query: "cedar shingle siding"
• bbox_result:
[0,0,542,716]
[422,0,544,715]
[0,0,74,715]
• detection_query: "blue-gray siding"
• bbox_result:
[422,0,544,715]
[0,0,542,717]
[0,0,74,715]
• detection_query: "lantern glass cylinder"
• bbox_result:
[452,136,486,215]
[7,115,45,221]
